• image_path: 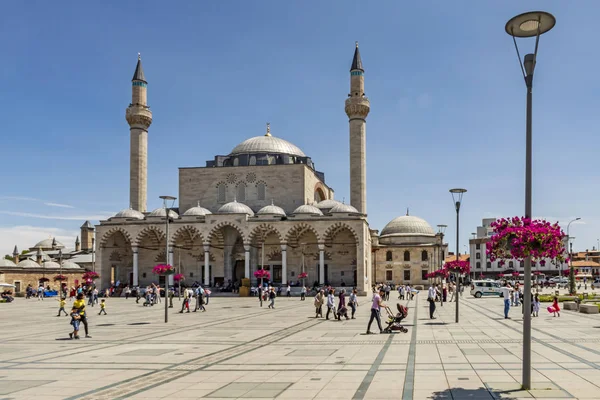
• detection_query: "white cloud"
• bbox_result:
[43,202,75,209]
[0,211,111,221]
[0,225,78,257]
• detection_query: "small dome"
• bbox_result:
[292,204,323,216]
[32,238,64,250]
[113,208,145,220]
[148,208,179,218]
[315,199,342,211]
[380,215,435,237]
[62,261,82,269]
[17,259,41,269]
[183,203,212,217]
[0,258,17,268]
[257,203,286,217]
[42,261,61,269]
[217,200,255,216]
[330,203,359,214]
[230,135,306,157]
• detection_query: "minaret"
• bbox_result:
[75,236,81,252]
[126,53,152,213]
[345,42,370,214]
[13,245,19,263]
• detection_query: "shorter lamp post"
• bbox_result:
[159,195,177,323]
[450,188,467,323]
[58,249,63,297]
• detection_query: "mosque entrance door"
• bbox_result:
[233,260,245,284]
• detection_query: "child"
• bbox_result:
[533,293,540,317]
[70,308,81,339]
[268,288,276,309]
[549,295,560,317]
[98,299,107,315]
[57,297,68,317]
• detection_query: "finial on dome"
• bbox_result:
[271,199,274,206]
[265,122,271,137]
[406,207,409,216]
[197,201,200,207]
[138,52,141,60]
[355,41,359,48]
[129,203,133,209]
[233,196,237,202]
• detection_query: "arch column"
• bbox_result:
[132,246,139,286]
[168,247,174,286]
[244,244,250,279]
[203,243,210,286]
[281,244,287,285]
[318,243,325,284]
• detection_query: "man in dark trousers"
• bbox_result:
[428,284,438,319]
[257,285,263,307]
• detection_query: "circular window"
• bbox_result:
[246,173,257,183]
[226,173,237,184]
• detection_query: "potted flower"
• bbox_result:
[443,260,471,275]
[39,277,50,283]
[82,271,100,281]
[54,274,67,281]
[152,264,176,275]
[254,269,271,288]
[173,273,185,282]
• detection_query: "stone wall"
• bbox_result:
[0,270,86,294]
[178,164,332,215]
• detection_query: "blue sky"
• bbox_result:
[1,1,598,257]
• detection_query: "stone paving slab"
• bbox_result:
[1,292,600,399]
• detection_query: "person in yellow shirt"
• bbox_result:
[98,299,107,315]
[57,297,68,317]
[72,293,91,338]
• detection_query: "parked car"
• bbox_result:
[470,280,502,298]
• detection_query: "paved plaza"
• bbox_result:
[1,292,600,400]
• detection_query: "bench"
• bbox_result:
[563,301,578,311]
[579,304,599,314]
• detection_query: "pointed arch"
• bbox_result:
[100,227,133,246]
[284,222,321,246]
[249,223,283,244]
[208,221,247,246]
[170,225,203,246]
[323,222,359,244]
[134,226,166,248]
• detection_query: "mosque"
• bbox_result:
[87,44,448,294]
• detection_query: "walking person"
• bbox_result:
[533,293,540,317]
[349,289,358,319]
[135,286,141,303]
[257,285,263,307]
[57,297,68,316]
[268,288,276,308]
[398,285,404,300]
[300,285,306,301]
[286,284,291,298]
[73,293,91,338]
[385,285,391,301]
[366,289,385,334]
[428,284,438,319]
[549,295,561,317]
[98,299,107,315]
[326,289,337,320]
[124,286,131,300]
[314,289,324,318]
[337,289,349,320]
[499,282,513,319]
[37,284,44,300]
[179,288,190,313]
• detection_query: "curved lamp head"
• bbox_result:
[437,224,448,234]
[505,11,556,38]
[450,188,467,211]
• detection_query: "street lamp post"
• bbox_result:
[450,189,467,323]
[505,10,556,390]
[566,217,581,279]
[159,195,177,323]
[437,225,447,307]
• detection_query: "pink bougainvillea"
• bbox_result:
[443,259,471,275]
[298,272,308,279]
[254,269,271,280]
[82,271,99,281]
[486,217,567,263]
[173,273,185,282]
[152,264,176,275]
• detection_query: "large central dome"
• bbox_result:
[230,135,306,157]
[380,215,435,237]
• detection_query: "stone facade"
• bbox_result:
[0,269,84,294]
[179,164,332,215]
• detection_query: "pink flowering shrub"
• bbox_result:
[443,260,471,275]
[486,217,567,263]
[152,264,176,275]
[173,273,185,282]
[254,269,271,279]
[298,272,308,279]
[82,271,99,281]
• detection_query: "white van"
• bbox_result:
[470,280,501,298]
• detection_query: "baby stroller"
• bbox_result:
[383,303,408,333]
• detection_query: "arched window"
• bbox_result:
[217,183,226,203]
[487,262,491,269]
[386,251,393,261]
[404,251,410,262]
[249,156,256,166]
[237,183,246,202]
[476,262,481,269]
[509,261,514,268]
[421,250,428,261]
[233,157,239,167]
[256,182,266,201]
[520,260,524,268]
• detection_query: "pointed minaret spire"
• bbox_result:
[350,41,364,72]
[265,122,271,137]
[12,245,18,256]
[132,53,147,83]
[406,208,409,216]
